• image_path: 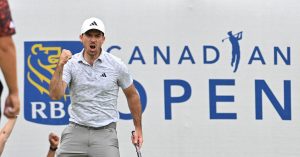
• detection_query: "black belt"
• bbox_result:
[69,121,116,130]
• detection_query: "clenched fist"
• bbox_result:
[49,132,60,148]
[58,49,72,66]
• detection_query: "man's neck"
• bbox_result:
[83,50,101,65]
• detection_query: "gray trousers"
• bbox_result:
[57,122,119,157]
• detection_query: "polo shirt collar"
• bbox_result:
[78,49,104,64]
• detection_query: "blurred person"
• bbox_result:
[0,0,20,119]
[0,0,20,155]
[49,17,143,157]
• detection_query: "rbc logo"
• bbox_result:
[24,41,82,125]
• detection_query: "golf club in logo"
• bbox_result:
[222,31,243,73]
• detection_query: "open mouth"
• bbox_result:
[90,45,96,49]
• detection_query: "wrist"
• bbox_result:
[135,127,142,132]
[57,62,65,67]
[49,146,57,151]
[8,90,19,95]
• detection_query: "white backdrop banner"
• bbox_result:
[1,0,300,157]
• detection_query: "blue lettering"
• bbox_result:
[164,79,191,120]
[154,46,170,64]
[209,79,236,119]
[203,45,220,64]
[129,46,146,64]
[274,47,291,65]
[106,45,121,53]
[248,46,266,64]
[178,46,195,64]
[255,80,291,120]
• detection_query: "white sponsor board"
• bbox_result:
[1,0,300,157]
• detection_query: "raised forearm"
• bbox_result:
[47,132,59,157]
[46,149,56,157]
[49,49,72,100]
[49,64,65,100]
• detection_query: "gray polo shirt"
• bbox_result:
[62,49,133,127]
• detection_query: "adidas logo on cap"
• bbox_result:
[90,21,98,26]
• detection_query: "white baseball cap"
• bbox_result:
[81,17,105,34]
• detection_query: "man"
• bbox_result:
[0,0,20,118]
[47,133,59,157]
[49,17,143,157]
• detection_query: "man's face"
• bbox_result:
[80,29,105,56]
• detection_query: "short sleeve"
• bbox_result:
[0,0,16,36]
[62,61,72,85]
[117,61,133,89]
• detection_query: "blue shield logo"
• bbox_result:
[24,41,82,125]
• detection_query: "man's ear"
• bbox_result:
[79,34,83,42]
